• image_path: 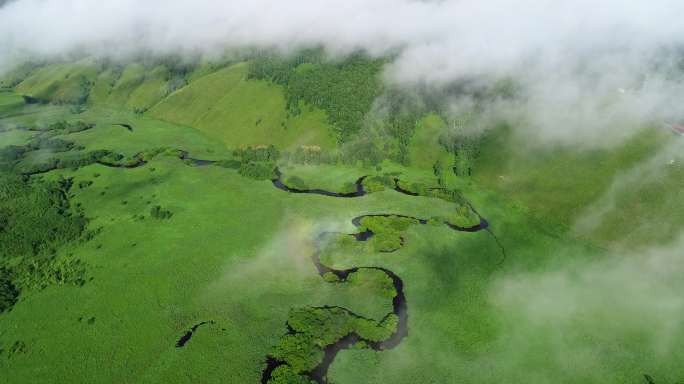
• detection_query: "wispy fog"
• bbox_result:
[2,0,684,145]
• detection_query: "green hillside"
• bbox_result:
[151,63,337,149]
[1,53,683,384]
[15,60,99,104]
[104,63,147,107]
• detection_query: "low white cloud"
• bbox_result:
[490,234,684,373]
[2,0,684,145]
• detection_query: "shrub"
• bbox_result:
[150,206,173,220]
[0,145,27,165]
[446,205,480,228]
[238,161,276,180]
[347,269,396,298]
[12,256,87,290]
[26,138,77,152]
[362,174,396,193]
[273,333,323,373]
[359,215,418,252]
[268,365,315,384]
[233,145,280,163]
[0,269,18,313]
[45,120,94,134]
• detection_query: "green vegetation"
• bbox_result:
[361,174,396,193]
[150,205,173,220]
[125,65,173,112]
[0,172,84,258]
[359,215,418,252]
[269,365,315,384]
[151,63,337,149]
[0,269,18,313]
[0,90,26,116]
[0,62,41,89]
[271,306,397,376]
[0,51,683,384]
[473,123,678,244]
[249,52,384,141]
[408,113,453,169]
[0,171,87,313]
[278,164,365,193]
[15,61,99,104]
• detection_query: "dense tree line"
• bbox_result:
[248,51,384,141]
[224,145,280,180]
[232,145,280,163]
[439,120,482,177]
[0,172,88,313]
[381,89,426,165]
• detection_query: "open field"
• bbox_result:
[1,66,683,384]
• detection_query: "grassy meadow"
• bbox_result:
[0,56,683,384]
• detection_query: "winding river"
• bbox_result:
[18,145,503,380]
[261,171,494,384]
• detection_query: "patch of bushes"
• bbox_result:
[0,173,86,259]
[12,256,87,290]
[233,145,280,163]
[347,269,396,298]
[0,145,27,165]
[271,306,397,376]
[361,174,396,193]
[395,179,428,195]
[238,161,276,181]
[359,215,418,252]
[0,269,19,313]
[445,205,481,228]
[268,365,315,384]
[150,205,173,220]
[0,340,27,359]
[425,187,468,205]
[16,149,115,175]
[0,172,88,313]
[38,120,95,134]
[360,215,417,235]
[0,136,104,174]
[26,137,78,153]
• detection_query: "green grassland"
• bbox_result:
[150,63,337,149]
[1,53,683,384]
[408,113,454,169]
[0,91,25,116]
[279,164,367,192]
[473,123,684,247]
[14,60,100,104]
